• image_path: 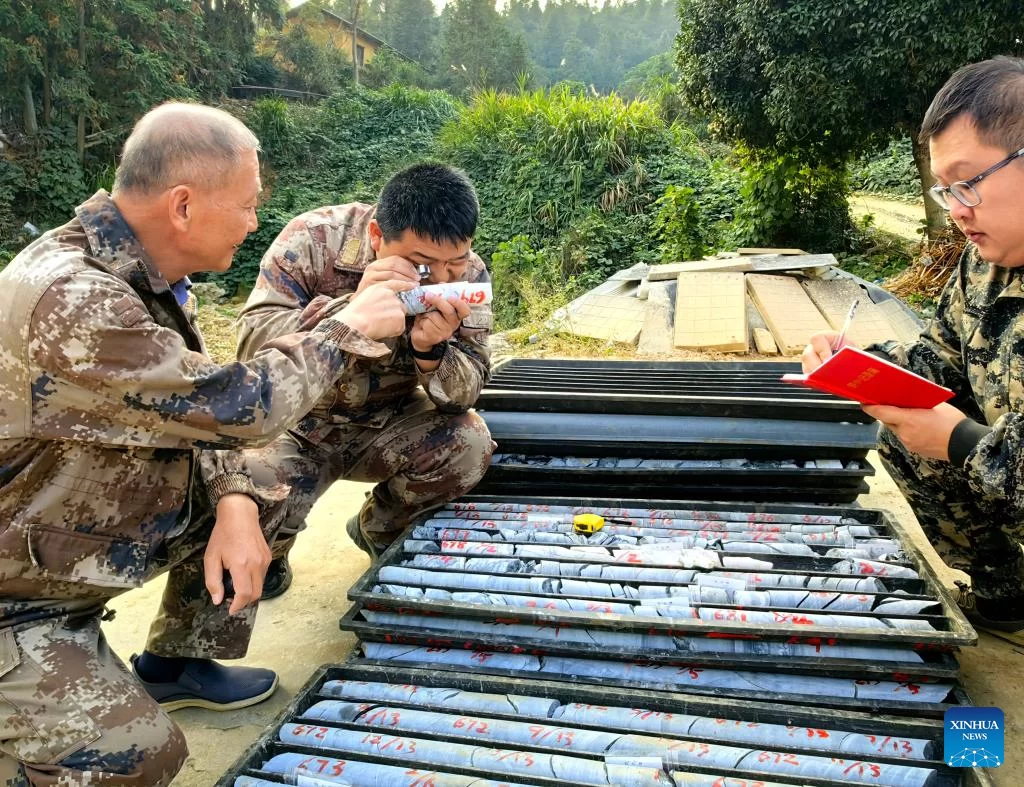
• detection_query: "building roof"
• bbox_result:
[287,2,415,63]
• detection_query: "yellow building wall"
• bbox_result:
[285,10,380,65]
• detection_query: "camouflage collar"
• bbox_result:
[968,243,1024,300]
[75,190,173,298]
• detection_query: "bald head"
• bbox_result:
[113,103,260,196]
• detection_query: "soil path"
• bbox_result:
[849,192,926,241]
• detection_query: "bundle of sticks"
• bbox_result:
[886,227,966,299]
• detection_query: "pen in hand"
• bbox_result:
[832,298,859,352]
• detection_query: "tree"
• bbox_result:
[197,0,283,94]
[373,0,439,68]
[676,0,1024,239]
[440,0,530,93]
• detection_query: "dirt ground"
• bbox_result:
[99,451,1020,785]
[849,194,927,242]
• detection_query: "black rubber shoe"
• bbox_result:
[954,581,1024,646]
[131,655,278,712]
[260,557,293,601]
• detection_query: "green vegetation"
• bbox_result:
[676,0,1022,239]
[5,0,988,330]
[850,139,920,199]
[211,84,740,329]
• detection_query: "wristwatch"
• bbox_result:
[410,342,448,361]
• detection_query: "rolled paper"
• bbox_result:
[399,282,493,315]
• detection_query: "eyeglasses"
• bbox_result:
[929,147,1024,210]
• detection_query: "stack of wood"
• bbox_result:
[552,248,924,356]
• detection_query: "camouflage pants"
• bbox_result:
[878,426,1024,599]
[0,485,286,785]
[246,392,495,552]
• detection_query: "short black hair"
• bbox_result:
[921,56,1024,151]
[376,162,479,245]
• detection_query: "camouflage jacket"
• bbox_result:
[236,203,492,439]
[872,243,1024,515]
[0,192,389,624]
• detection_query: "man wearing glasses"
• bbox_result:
[802,56,1024,645]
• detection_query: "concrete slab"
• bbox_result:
[636,276,651,301]
[648,260,706,281]
[752,327,779,355]
[801,277,900,347]
[637,281,675,355]
[669,259,754,274]
[559,293,648,344]
[674,271,747,352]
[608,262,650,282]
[588,279,638,297]
[745,253,837,272]
[876,299,926,344]
[746,273,831,355]
[737,247,807,255]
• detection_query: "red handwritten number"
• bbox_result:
[454,718,491,734]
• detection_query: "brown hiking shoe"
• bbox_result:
[954,581,1024,646]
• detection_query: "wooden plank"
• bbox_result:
[801,278,898,348]
[876,299,925,344]
[558,293,647,345]
[746,274,831,355]
[674,272,747,352]
[753,327,779,355]
[637,282,675,355]
[737,247,807,255]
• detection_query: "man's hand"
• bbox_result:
[339,280,416,340]
[355,256,420,294]
[410,294,471,353]
[862,401,968,462]
[204,493,271,615]
[801,331,858,373]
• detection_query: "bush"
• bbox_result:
[850,137,919,198]
[247,98,297,166]
[731,149,854,252]
[653,185,704,262]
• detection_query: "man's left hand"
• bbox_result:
[861,401,967,462]
[410,294,471,352]
[204,493,271,615]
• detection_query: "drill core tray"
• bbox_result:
[341,496,973,700]
[217,660,994,787]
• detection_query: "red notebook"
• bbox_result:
[781,346,954,408]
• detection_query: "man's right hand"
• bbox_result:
[801,331,858,373]
[339,280,415,340]
[355,256,420,293]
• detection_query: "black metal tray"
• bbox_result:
[479,410,878,461]
[479,358,876,422]
[341,602,962,681]
[216,661,994,787]
[347,496,975,650]
[474,456,872,503]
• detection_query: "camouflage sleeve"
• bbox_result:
[962,413,1024,516]
[236,216,349,362]
[866,250,971,404]
[199,449,258,505]
[29,268,389,452]
[416,263,492,412]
